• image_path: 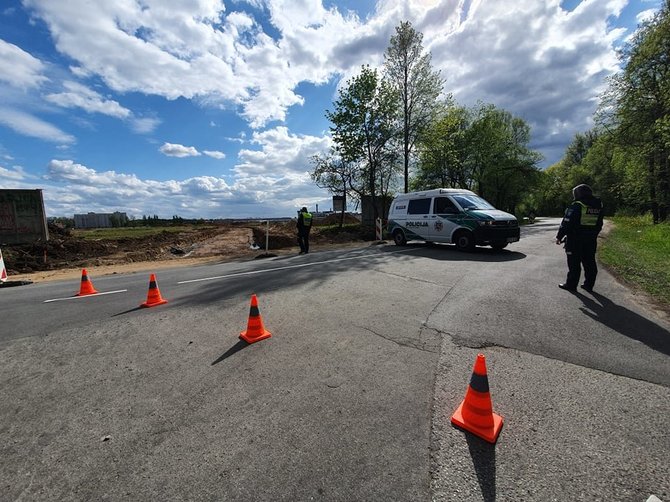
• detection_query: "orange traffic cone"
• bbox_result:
[239,294,272,344]
[76,268,99,296]
[451,353,503,444]
[140,273,168,307]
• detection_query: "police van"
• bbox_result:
[387,188,520,251]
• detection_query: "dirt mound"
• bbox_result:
[317,212,361,225]
[1,220,372,275]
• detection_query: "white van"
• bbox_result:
[387,188,520,251]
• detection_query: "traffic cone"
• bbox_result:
[239,294,272,344]
[451,353,503,444]
[140,273,168,307]
[76,268,98,296]
[0,248,7,283]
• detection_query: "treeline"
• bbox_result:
[311,21,544,220]
[313,4,669,223]
[49,215,209,228]
[531,1,669,222]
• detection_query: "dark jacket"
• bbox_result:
[556,194,604,242]
[297,211,313,234]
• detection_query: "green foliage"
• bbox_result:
[412,101,468,189]
[413,101,542,213]
[604,2,670,221]
[325,65,400,218]
[599,215,670,305]
[529,4,669,221]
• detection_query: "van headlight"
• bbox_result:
[477,220,493,226]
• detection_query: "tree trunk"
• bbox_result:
[649,155,659,224]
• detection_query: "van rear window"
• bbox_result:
[407,198,431,214]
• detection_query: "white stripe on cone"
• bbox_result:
[0,248,7,282]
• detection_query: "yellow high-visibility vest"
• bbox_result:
[575,201,600,227]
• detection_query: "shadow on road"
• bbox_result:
[211,339,249,365]
[465,432,497,502]
[579,291,670,356]
[111,306,143,317]
[170,245,525,309]
[390,243,526,262]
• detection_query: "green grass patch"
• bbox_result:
[599,214,670,306]
[72,225,207,240]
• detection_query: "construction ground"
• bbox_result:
[1,215,370,283]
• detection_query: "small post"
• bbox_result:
[375,217,382,240]
[265,220,269,253]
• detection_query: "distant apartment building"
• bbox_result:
[74,212,128,229]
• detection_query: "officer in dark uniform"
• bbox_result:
[297,207,313,254]
[556,184,604,292]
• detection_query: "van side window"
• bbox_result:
[434,197,458,214]
[407,198,431,214]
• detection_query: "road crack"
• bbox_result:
[357,325,440,353]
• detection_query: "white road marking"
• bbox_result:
[43,289,128,303]
[177,247,415,285]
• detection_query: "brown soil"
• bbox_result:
[2,217,372,283]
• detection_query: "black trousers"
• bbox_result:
[564,236,598,288]
[297,229,310,253]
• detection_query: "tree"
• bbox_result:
[310,150,358,228]
[412,100,469,190]
[384,21,443,193]
[466,104,542,213]
[326,65,399,220]
[564,130,600,167]
[605,1,670,222]
[413,102,542,213]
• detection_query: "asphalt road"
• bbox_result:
[1,218,668,501]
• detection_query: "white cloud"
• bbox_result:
[0,39,49,89]
[636,8,657,23]
[410,0,631,164]
[130,116,161,134]
[39,125,335,218]
[40,155,330,218]
[235,126,331,176]
[44,80,131,118]
[0,165,26,182]
[203,150,226,159]
[159,142,201,157]
[0,107,75,144]
[20,0,363,128]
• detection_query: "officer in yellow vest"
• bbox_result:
[556,184,604,292]
[297,207,313,254]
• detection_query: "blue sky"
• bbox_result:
[0,0,661,219]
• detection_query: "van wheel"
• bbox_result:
[393,229,407,246]
[491,243,508,251]
[454,231,475,252]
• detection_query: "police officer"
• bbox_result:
[297,207,313,254]
[556,184,604,292]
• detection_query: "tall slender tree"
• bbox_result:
[384,21,443,193]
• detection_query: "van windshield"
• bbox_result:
[452,195,495,211]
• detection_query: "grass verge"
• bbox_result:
[599,215,670,308]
